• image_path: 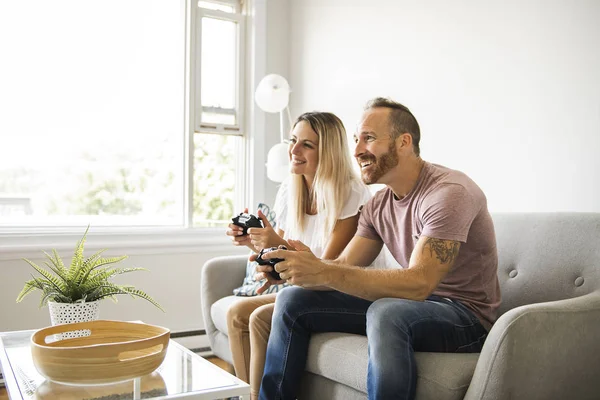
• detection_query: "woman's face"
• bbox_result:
[289,120,319,179]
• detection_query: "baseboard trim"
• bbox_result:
[189,346,211,353]
[170,329,206,339]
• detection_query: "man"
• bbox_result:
[256,97,501,400]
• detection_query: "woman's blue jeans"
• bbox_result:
[259,286,487,400]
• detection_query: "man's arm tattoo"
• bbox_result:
[422,238,460,264]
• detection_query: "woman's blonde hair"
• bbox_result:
[287,112,359,246]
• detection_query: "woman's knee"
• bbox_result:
[227,299,258,330]
[249,303,274,333]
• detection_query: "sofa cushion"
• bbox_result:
[306,332,480,400]
[211,295,246,335]
[494,213,600,316]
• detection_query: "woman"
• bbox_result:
[226,111,371,399]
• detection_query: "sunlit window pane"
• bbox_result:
[193,134,237,227]
[201,111,236,125]
[200,17,237,125]
[0,0,185,226]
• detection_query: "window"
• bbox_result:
[0,0,246,230]
[192,0,245,227]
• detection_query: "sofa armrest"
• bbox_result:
[200,255,248,342]
[464,292,600,400]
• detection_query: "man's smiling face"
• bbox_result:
[354,108,399,185]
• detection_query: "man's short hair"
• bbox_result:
[364,97,421,156]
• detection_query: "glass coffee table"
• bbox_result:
[0,329,250,400]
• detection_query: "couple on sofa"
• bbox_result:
[225,97,500,400]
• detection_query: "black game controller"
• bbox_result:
[232,212,263,235]
[256,246,287,280]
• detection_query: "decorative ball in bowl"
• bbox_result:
[30,320,170,385]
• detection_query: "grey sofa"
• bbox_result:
[201,213,600,399]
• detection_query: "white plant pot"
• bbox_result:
[48,300,101,340]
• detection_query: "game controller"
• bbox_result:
[231,212,263,235]
[256,246,287,280]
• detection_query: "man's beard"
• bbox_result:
[359,141,399,185]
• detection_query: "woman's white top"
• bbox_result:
[274,177,372,258]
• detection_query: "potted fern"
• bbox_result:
[16,227,164,327]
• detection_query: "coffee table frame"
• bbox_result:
[0,328,250,400]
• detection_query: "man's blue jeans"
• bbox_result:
[259,287,488,400]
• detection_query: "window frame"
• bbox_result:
[194,6,246,136]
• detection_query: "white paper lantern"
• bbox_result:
[266,142,290,183]
[255,74,292,183]
[255,74,290,113]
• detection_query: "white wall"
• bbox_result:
[247,0,290,209]
[288,0,600,212]
[263,0,290,206]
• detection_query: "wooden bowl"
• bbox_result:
[31,320,170,385]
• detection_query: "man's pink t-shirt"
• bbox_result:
[357,162,501,330]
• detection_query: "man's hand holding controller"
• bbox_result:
[256,246,287,280]
[251,245,288,294]
[254,240,326,293]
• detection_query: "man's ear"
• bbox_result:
[398,132,413,151]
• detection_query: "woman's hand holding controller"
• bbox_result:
[248,209,287,252]
[226,208,259,252]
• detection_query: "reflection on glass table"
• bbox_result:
[0,329,249,400]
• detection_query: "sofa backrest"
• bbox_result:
[492,213,600,316]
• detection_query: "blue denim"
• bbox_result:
[259,286,487,400]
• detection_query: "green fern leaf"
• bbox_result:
[22,258,67,297]
[87,267,146,285]
[16,280,42,303]
[39,289,64,307]
[79,256,128,285]
[85,284,132,302]
[94,290,127,302]
[86,285,112,301]
[68,225,89,282]
[78,249,107,283]
[47,249,78,296]
[30,276,62,307]
[90,255,127,269]
[80,279,118,298]
[119,287,164,312]
[91,284,163,312]
[42,260,69,288]
[44,250,65,273]
[89,284,129,302]
[50,249,75,294]
[83,249,106,269]
[51,249,66,272]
